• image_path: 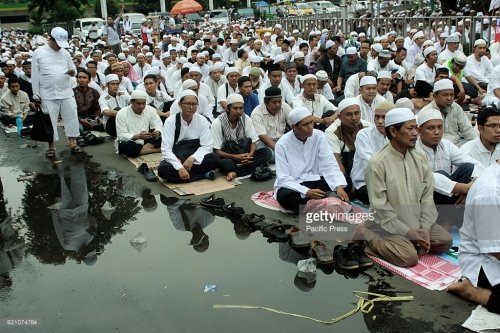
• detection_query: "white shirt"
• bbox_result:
[257,81,295,106]
[459,162,500,287]
[466,54,494,84]
[133,63,152,81]
[32,44,76,100]
[199,82,216,111]
[344,74,361,98]
[223,48,238,65]
[291,93,337,119]
[210,114,258,149]
[115,105,163,144]
[169,95,214,123]
[460,137,500,168]
[274,129,347,198]
[119,77,134,94]
[281,77,301,97]
[415,62,439,83]
[438,49,463,66]
[367,59,405,79]
[251,102,292,141]
[356,94,384,124]
[325,119,372,154]
[416,138,484,196]
[406,44,422,65]
[98,90,130,124]
[351,125,388,189]
[216,83,239,114]
[161,113,214,170]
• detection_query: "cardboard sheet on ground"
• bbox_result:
[126,153,235,196]
[1,124,18,134]
[368,252,461,291]
[462,305,500,332]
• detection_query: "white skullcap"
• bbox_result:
[293,29,300,34]
[105,74,119,83]
[378,50,392,58]
[439,32,448,38]
[474,39,487,47]
[225,67,239,76]
[182,63,192,69]
[359,32,366,37]
[130,90,148,100]
[273,54,286,63]
[127,56,136,64]
[6,60,15,65]
[293,51,305,59]
[289,107,311,125]
[346,47,357,55]
[145,52,153,57]
[213,53,222,59]
[423,46,437,57]
[117,52,126,60]
[372,43,383,53]
[178,57,188,64]
[147,67,160,75]
[422,40,434,47]
[377,71,392,80]
[230,39,238,44]
[337,98,358,113]
[394,98,414,112]
[226,93,244,105]
[161,52,171,59]
[316,70,328,81]
[325,40,335,49]
[189,67,201,74]
[182,79,198,89]
[302,74,317,82]
[385,108,416,127]
[412,31,425,41]
[179,89,198,100]
[417,108,442,126]
[0,71,5,77]
[249,55,263,63]
[360,76,377,87]
[433,79,454,92]
[275,23,282,29]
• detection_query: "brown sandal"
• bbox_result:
[70,146,84,155]
[45,148,56,158]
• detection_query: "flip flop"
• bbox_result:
[287,226,310,248]
[311,240,334,265]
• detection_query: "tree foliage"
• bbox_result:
[133,0,161,14]
[28,0,89,18]
[95,0,120,18]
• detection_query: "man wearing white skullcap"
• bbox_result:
[376,71,394,103]
[335,46,368,94]
[188,67,216,113]
[421,79,477,146]
[98,74,130,137]
[355,75,385,123]
[167,79,213,122]
[354,107,452,268]
[257,64,295,106]
[115,89,163,159]
[351,100,394,204]
[216,67,240,116]
[406,31,425,65]
[210,94,272,181]
[466,39,494,89]
[416,108,483,207]
[158,90,220,183]
[415,46,439,83]
[291,74,337,130]
[367,50,405,81]
[315,39,341,85]
[273,107,349,212]
[325,98,371,191]
[438,35,464,66]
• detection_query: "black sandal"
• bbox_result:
[70,146,85,155]
[76,136,88,147]
[45,148,56,158]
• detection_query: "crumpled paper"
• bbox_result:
[130,232,147,253]
[101,201,115,221]
[297,258,317,283]
[462,305,500,332]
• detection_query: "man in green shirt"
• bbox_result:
[353,107,452,267]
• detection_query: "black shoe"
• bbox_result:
[199,194,225,208]
[222,202,245,216]
[334,245,359,270]
[348,243,373,268]
[137,163,157,182]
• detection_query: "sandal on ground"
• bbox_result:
[76,136,88,147]
[222,202,245,216]
[82,131,104,145]
[261,224,291,242]
[287,226,310,248]
[311,240,335,265]
[70,146,85,155]
[45,148,56,158]
[199,194,225,208]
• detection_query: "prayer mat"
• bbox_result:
[368,252,461,291]
[251,191,294,214]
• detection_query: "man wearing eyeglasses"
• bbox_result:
[420,79,477,147]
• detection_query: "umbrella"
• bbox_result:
[255,0,268,6]
[170,0,203,15]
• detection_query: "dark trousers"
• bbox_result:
[105,117,117,138]
[118,137,161,158]
[478,267,500,314]
[157,153,220,183]
[434,163,474,205]
[316,110,336,132]
[355,185,370,204]
[454,82,479,99]
[219,147,272,177]
[1,114,34,127]
[276,177,331,212]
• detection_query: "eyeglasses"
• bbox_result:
[483,123,500,130]
[181,103,198,108]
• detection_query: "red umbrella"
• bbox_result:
[170,0,203,15]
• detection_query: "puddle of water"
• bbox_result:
[0,161,410,333]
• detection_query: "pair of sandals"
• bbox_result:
[242,214,292,243]
[77,131,105,147]
[45,145,84,158]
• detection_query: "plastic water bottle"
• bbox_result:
[16,115,23,136]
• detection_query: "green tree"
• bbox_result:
[95,0,120,18]
[134,0,160,14]
[28,0,89,17]
[51,0,82,22]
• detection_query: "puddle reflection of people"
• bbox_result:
[279,242,316,291]
[49,163,97,265]
[116,175,158,212]
[161,196,214,253]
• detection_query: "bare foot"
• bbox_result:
[447,278,492,306]
[226,172,237,181]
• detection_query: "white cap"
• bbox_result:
[249,55,263,63]
[325,40,335,49]
[127,55,136,64]
[178,57,188,64]
[130,90,148,100]
[118,52,126,60]
[474,39,487,47]
[422,40,434,48]
[417,108,442,126]
[394,98,414,112]
[275,23,282,29]
[50,27,70,48]
[337,98,358,113]
[423,46,437,57]
[316,70,328,81]
[161,52,171,59]
[179,89,198,100]
[226,93,244,105]
[293,51,305,59]
[288,106,311,125]
[225,67,239,76]
[293,29,300,34]
[346,47,357,55]
[302,74,317,82]
[433,78,454,92]
[360,76,377,86]
[273,54,286,63]
[230,39,238,44]
[105,74,119,84]
[213,53,222,59]
[385,108,416,127]
[412,31,425,41]
[182,79,198,89]
[372,43,383,53]
[377,71,392,80]
[189,67,202,74]
[378,50,392,58]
